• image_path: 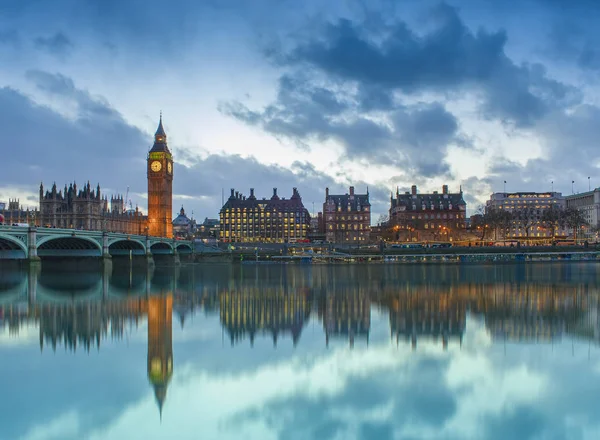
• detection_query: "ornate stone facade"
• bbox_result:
[323,186,371,243]
[147,116,174,238]
[38,181,147,234]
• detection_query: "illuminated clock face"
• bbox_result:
[151,161,162,172]
[167,162,172,174]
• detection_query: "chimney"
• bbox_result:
[411,185,417,195]
[349,186,355,196]
[250,188,255,198]
[235,191,239,199]
[442,185,448,195]
[326,187,329,197]
[230,188,234,198]
[273,188,278,197]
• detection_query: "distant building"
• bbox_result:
[39,182,147,234]
[172,206,196,239]
[323,186,371,243]
[565,188,600,240]
[219,187,311,243]
[486,191,566,239]
[1,199,39,226]
[389,185,466,242]
[197,217,219,239]
[307,213,326,242]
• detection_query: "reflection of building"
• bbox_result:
[322,291,370,347]
[172,206,196,239]
[147,116,174,238]
[39,182,146,233]
[476,284,585,342]
[323,186,371,243]
[389,185,466,242]
[147,294,173,417]
[219,188,311,243]
[388,292,466,350]
[219,288,311,346]
[566,188,600,240]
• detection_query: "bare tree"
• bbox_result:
[495,209,514,241]
[563,207,589,242]
[541,205,562,238]
[514,207,538,241]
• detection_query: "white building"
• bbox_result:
[486,192,566,240]
[565,188,600,240]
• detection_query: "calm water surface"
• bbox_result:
[1,262,600,440]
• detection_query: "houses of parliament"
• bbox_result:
[8,116,175,237]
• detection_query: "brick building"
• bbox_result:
[219,187,310,243]
[389,185,466,242]
[323,186,371,243]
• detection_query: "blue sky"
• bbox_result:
[1,0,600,220]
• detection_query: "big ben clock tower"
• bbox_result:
[147,114,173,238]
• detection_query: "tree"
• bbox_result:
[495,209,514,241]
[541,206,562,238]
[513,207,538,241]
[562,207,588,242]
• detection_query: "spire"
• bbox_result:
[155,112,166,139]
[150,113,170,153]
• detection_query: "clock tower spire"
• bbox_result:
[147,114,173,238]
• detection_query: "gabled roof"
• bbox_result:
[326,193,370,212]
[391,192,466,211]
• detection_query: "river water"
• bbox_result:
[1,262,600,440]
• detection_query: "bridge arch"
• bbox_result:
[0,233,28,259]
[150,241,173,255]
[108,239,146,256]
[37,236,102,258]
[175,242,193,254]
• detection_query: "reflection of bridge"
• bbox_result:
[0,226,193,261]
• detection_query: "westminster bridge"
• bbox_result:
[0,225,193,263]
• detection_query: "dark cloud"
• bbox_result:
[279,2,578,128]
[34,32,73,57]
[221,75,462,177]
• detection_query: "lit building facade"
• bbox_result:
[486,192,566,239]
[323,186,371,243]
[565,188,600,240]
[147,115,174,238]
[389,185,466,242]
[39,182,147,234]
[1,199,39,226]
[219,187,310,243]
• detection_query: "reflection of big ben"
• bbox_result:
[147,114,174,238]
[147,294,173,416]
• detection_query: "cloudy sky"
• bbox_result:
[1,0,600,220]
